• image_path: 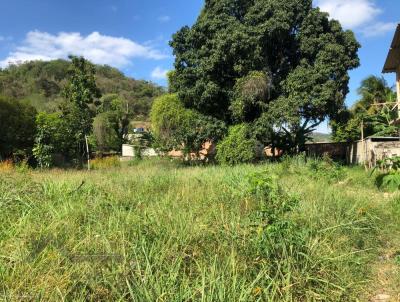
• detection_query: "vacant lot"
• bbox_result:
[0,159,399,301]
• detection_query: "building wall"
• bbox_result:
[348,139,400,166]
[122,144,158,158]
[348,141,365,165]
[122,144,135,157]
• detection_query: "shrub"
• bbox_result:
[247,171,303,258]
[15,159,31,173]
[216,124,259,165]
[92,112,122,153]
[0,96,37,160]
[307,156,346,183]
[90,156,121,170]
[33,112,74,168]
[151,94,226,156]
[376,172,400,192]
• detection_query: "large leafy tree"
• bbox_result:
[92,94,130,153]
[33,112,73,168]
[61,56,101,160]
[170,0,360,151]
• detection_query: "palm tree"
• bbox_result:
[355,76,396,115]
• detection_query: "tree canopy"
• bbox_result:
[170,0,360,151]
[331,76,398,142]
[0,59,164,118]
[0,96,37,160]
[151,94,226,155]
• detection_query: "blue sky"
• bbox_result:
[0,0,399,132]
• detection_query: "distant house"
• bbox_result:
[122,144,158,158]
[122,128,157,158]
[305,137,400,166]
[348,137,400,167]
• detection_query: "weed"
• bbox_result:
[90,156,121,170]
[376,172,400,192]
[15,160,31,173]
[0,160,398,301]
[307,157,346,183]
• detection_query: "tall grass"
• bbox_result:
[0,160,14,173]
[0,158,399,301]
[90,156,121,170]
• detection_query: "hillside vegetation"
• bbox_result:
[310,132,332,143]
[0,60,164,118]
[1,158,399,301]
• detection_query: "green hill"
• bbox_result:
[309,132,332,143]
[0,60,164,118]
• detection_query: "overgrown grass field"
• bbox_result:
[0,158,399,301]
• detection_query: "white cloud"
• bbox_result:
[361,22,398,37]
[315,0,396,37]
[158,16,171,23]
[315,0,380,28]
[0,36,4,41]
[151,67,169,80]
[0,31,167,68]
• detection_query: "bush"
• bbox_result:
[15,160,31,173]
[90,156,121,170]
[151,94,226,156]
[307,156,346,183]
[376,172,400,192]
[92,112,122,153]
[33,112,72,168]
[247,171,303,258]
[216,124,259,165]
[0,96,37,160]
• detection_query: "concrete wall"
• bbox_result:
[122,144,158,158]
[348,139,400,166]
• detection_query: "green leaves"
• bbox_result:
[230,71,271,122]
[60,56,102,163]
[33,112,74,167]
[331,76,398,142]
[376,172,400,192]
[63,56,101,110]
[151,94,226,156]
[170,0,360,153]
[216,124,259,165]
[247,170,303,260]
[0,96,37,160]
